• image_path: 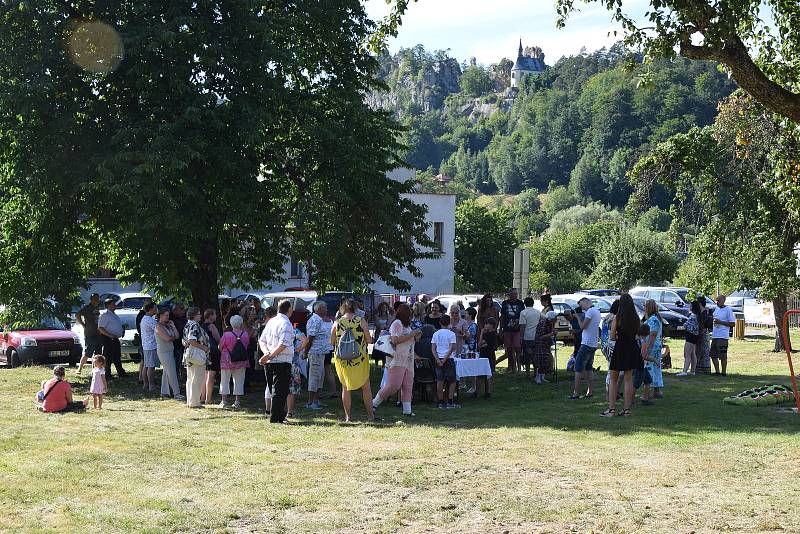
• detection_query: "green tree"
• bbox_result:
[548,202,622,233]
[528,223,612,293]
[556,0,800,123]
[0,1,434,319]
[454,201,516,292]
[630,92,800,350]
[460,65,493,97]
[589,227,679,290]
[542,184,580,219]
[637,207,672,232]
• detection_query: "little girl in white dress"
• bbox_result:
[90,355,108,409]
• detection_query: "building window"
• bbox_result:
[433,222,444,252]
[290,257,302,278]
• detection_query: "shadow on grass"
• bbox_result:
[11,362,800,436]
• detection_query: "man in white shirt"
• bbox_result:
[711,294,736,376]
[431,314,459,409]
[139,303,160,392]
[258,299,295,423]
[571,297,600,400]
[304,301,329,410]
[518,297,542,379]
[98,299,127,379]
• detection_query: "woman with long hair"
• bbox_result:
[677,300,702,376]
[643,299,664,401]
[601,294,641,417]
[477,294,499,345]
[200,308,221,405]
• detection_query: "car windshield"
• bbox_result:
[730,289,757,298]
[590,298,611,312]
[119,297,151,309]
[16,316,66,331]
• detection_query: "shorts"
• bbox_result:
[503,330,522,349]
[574,344,596,373]
[480,351,497,373]
[143,349,160,368]
[83,335,103,358]
[307,352,325,392]
[434,358,457,382]
[685,332,698,345]
[710,338,729,360]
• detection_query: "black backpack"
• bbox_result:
[230,333,248,362]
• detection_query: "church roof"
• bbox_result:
[513,55,546,73]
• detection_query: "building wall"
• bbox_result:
[241,192,457,297]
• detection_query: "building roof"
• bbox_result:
[513,55,546,73]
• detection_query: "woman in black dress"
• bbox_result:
[602,293,641,417]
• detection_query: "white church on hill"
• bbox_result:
[511,39,547,88]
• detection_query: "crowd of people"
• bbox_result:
[35,288,737,421]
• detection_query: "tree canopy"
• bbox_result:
[555,0,800,123]
[454,201,516,292]
[0,1,434,319]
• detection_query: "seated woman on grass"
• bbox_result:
[37,366,88,413]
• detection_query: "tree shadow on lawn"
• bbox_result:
[27,365,800,436]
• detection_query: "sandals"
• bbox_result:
[620,409,631,417]
[600,408,616,417]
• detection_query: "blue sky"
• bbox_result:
[364,0,651,65]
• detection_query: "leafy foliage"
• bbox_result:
[454,201,515,292]
[460,65,493,97]
[589,227,679,290]
[0,1,434,319]
[528,222,613,293]
[547,202,622,234]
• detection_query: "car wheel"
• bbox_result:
[8,350,21,368]
[129,353,142,364]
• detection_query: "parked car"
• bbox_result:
[261,291,315,329]
[630,296,687,338]
[630,287,691,315]
[2,315,82,367]
[580,289,621,297]
[100,292,153,310]
[726,288,758,319]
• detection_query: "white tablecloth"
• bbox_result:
[379,358,492,388]
[453,357,492,379]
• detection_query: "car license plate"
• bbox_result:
[50,350,70,357]
[676,326,685,331]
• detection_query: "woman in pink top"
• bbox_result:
[218,314,250,410]
[371,303,421,416]
[38,366,88,413]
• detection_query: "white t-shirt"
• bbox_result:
[519,307,542,341]
[581,306,601,347]
[431,328,457,360]
[713,306,735,339]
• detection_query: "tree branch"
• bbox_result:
[680,36,800,123]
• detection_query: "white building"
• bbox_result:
[262,168,455,296]
[510,40,547,89]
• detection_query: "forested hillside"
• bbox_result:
[375,43,735,207]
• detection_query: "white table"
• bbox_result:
[453,357,492,380]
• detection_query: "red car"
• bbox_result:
[1,316,82,367]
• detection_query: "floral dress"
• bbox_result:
[289,327,305,395]
[333,315,370,391]
[645,314,664,388]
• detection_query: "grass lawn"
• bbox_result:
[2,337,799,533]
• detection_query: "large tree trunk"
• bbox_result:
[189,236,220,314]
[772,294,792,353]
